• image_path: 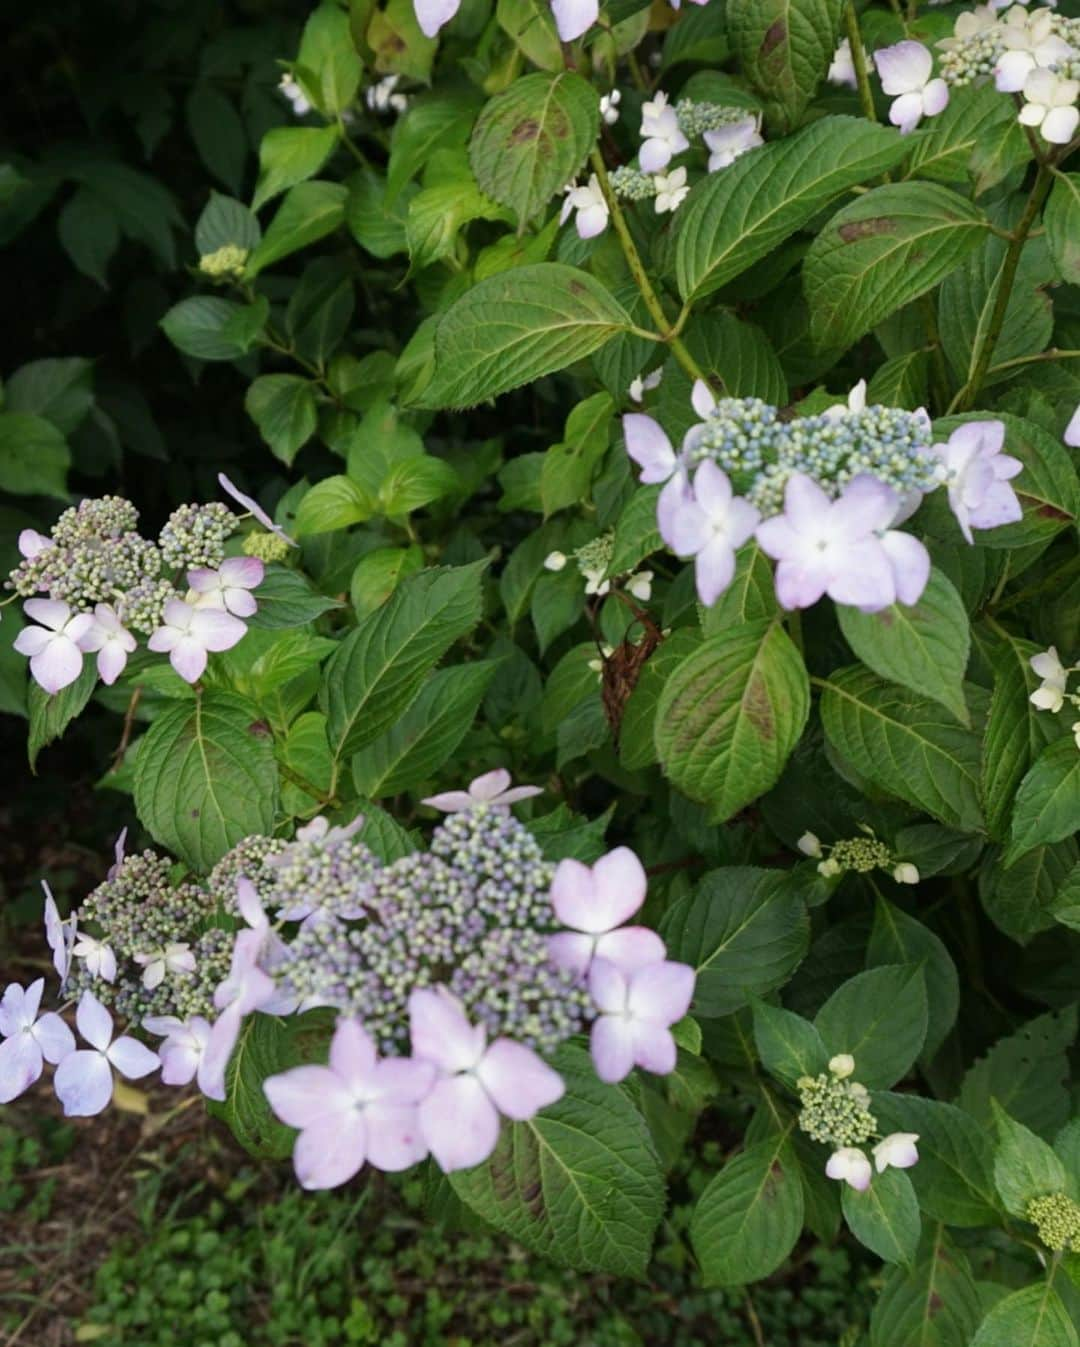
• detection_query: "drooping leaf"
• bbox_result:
[1005,738,1080,867]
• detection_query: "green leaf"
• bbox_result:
[675,116,909,303]
[252,126,339,211]
[701,543,779,635]
[449,1043,664,1277]
[842,1168,921,1268]
[867,350,930,411]
[366,0,437,82]
[6,357,93,435]
[540,392,613,516]
[804,183,987,350]
[959,1008,1077,1138]
[26,662,98,770]
[992,1102,1068,1218]
[195,191,261,255]
[980,839,1078,943]
[379,456,460,514]
[244,375,317,466]
[1005,739,1080,867]
[405,179,507,271]
[970,1285,1079,1347]
[820,665,983,831]
[294,476,374,537]
[496,0,563,70]
[246,181,348,276]
[1046,172,1080,283]
[351,660,499,797]
[57,186,120,287]
[322,561,486,766]
[608,486,662,581]
[981,629,1059,842]
[297,3,362,115]
[870,1239,982,1347]
[906,82,1030,195]
[660,868,809,1017]
[132,691,279,872]
[186,85,247,195]
[160,296,267,361]
[0,412,70,498]
[867,898,959,1061]
[752,1001,828,1090]
[726,0,842,134]
[418,264,631,410]
[349,546,425,618]
[469,72,598,227]
[657,313,788,436]
[873,1094,999,1228]
[655,619,810,822]
[345,168,414,259]
[690,1133,805,1286]
[246,566,343,630]
[386,91,482,203]
[814,964,927,1088]
[837,570,970,724]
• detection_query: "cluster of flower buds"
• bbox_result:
[561,94,763,240]
[543,534,652,602]
[1,772,695,1189]
[1026,1191,1080,1251]
[799,1054,920,1192]
[798,829,919,885]
[6,475,294,695]
[937,3,1080,144]
[622,379,1024,614]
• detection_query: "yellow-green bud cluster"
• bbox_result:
[1027,1192,1080,1252]
[675,99,753,138]
[831,837,893,874]
[609,166,658,202]
[198,244,249,279]
[797,1071,876,1147]
[243,531,292,562]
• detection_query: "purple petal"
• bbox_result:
[23,598,70,632]
[593,926,666,975]
[170,639,209,684]
[197,1005,242,1101]
[13,627,50,657]
[420,790,475,812]
[418,1074,500,1172]
[623,414,676,484]
[97,641,129,686]
[550,848,647,935]
[494,785,544,805]
[831,475,898,541]
[880,531,930,607]
[691,380,716,419]
[224,589,258,618]
[773,559,829,611]
[412,0,461,36]
[469,768,512,801]
[329,1018,377,1085]
[34,1012,75,1065]
[293,1113,369,1189]
[265,1064,351,1128]
[75,991,113,1053]
[590,1015,635,1083]
[639,138,672,174]
[218,473,297,546]
[628,960,694,1026]
[968,480,1023,532]
[191,609,247,652]
[220,556,265,589]
[364,1101,430,1171]
[31,637,84,694]
[370,1057,436,1106]
[664,498,711,558]
[547,930,594,978]
[827,539,897,613]
[107,1035,160,1080]
[695,537,737,607]
[54,1049,114,1116]
[875,40,932,96]
[0,1033,43,1103]
[409,988,485,1073]
[632,1022,677,1075]
[782,474,833,533]
[476,1039,564,1121]
[587,957,628,1016]
[550,0,597,40]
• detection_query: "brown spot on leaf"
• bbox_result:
[509,118,541,145]
[191,808,200,819]
[838,218,898,242]
[1035,502,1071,521]
[929,1293,944,1314]
[761,19,786,56]
[743,672,775,741]
[569,279,587,297]
[248,719,272,739]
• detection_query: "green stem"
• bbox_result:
[992,553,1080,614]
[919,294,951,415]
[844,3,877,125]
[985,347,1080,377]
[337,118,368,166]
[588,148,711,387]
[954,163,1055,412]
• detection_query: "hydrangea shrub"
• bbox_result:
[6,0,1080,1333]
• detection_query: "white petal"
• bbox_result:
[107,1035,161,1080]
[76,991,113,1052]
[418,1074,501,1172]
[33,1012,75,1065]
[0,1033,43,1102]
[54,1049,114,1116]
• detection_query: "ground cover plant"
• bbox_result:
[5,0,1080,1339]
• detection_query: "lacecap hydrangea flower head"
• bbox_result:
[2,773,694,1189]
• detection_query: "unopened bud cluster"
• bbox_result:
[1027,1192,1080,1251]
[798,1068,877,1148]
[198,244,249,279]
[674,99,753,138]
[159,503,238,570]
[609,166,659,202]
[799,829,919,885]
[938,10,1080,87]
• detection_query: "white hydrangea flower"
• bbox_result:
[995,6,1073,92]
[703,116,763,172]
[826,1146,872,1191]
[560,175,609,240]
[828,1053,855,1079]
[600,90,622,126]
[629,368,663,403]
[875,41,949,134]
[828,37,875,88]
[797,832,823,858]
[654,166,690,214]
[873,1132,920,1173]
[1030,646,1069,712]
[1018,68,1080,144]
[892,862,920,885]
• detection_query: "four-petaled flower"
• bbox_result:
[71,933,117,983]
[654,167,690,214]
[144,1014,212,1086]
[931,421,1023,545]
[79,604,137,686]
[875,41,949,134]
[873,1131,920,1173]
[14,600,94,694]
[662,461,761,607]
[1030,647,1069,712]
[639,92,690,173]
[559,175,609,240]
[409,987,564,1172]
[53,991,159,1117]
[825,1146,872,1191]
[548,847,665,978]
[994,7,1074,92]
[0,979,74,1103]
[587,957,695,1084]
[266,1017,435,1189]
[1018,69,1080,144]
[704,116,763,171]
[147,597,247,683]
[422,769,543,814]
[133,942,196,990]
[188,556,265,617]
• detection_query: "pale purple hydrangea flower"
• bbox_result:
[218,473,297,547]
[875,41,949,133]
[547,847,664,979]
[422,769,542,814]
[187,556,265,618]
[623,413,697,543]
[0,979,75,1103]
[143,1014,211,1086]
[79,604,137,686]
[587,957,694,1084]
[826,1146,872,1191]
[53,991,159,1117]
[147,597,247,683]
[14,599,95,694]
[410,987,564,1172]
[873,1131,920,1173]
[265,1017,435,1189]
[71,933,118,983]
[18,528,52,560]
[560,176,609,240]
[198,933,277,1101]
[932,421,1023,544]
[704,117,763,171]
[662,461,761,606]
[756,473,930,613]
[43,882,76,987]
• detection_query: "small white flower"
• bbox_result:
[1064,403,1080,448]
[583,566,611,596]
[826,1146,873,1191]
[640,93,689,173]
[1030,647,1068,712]
[703,116,763,172]
[1018,68,1080,145]
[892,862,920,885]
[366,74,408,116]
[875,40,949,134]
[278,73,311,117]
[994,7,1073,92]
[828,1053,856,1079]
[71,934,117,984]
[1073,720,1080,751]
[53,991,160,1117]
[79,604,137,686]
[823,378,868,421]
[797,831,823,858]
[133,943,197,991]
[600,90,622,126]
[654,166,690,214]
[828,37,875,88]
[559,175,609,240]
[627,571,653,602]
[629,369,663,403]
[13,600,95,695]
[544,551,568,572]
[818,857,842,878]
[873,1132,920,1173]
